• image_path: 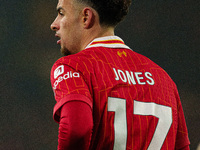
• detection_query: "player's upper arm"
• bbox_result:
[58,100,93,150]
[50,59,93,123]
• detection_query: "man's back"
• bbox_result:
[51,36,190,149]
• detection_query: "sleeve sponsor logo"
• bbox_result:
[53,71,80,89]
[54,65,64,79]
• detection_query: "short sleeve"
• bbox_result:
[50,59,93,123]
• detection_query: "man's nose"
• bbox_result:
[50,18,59,31]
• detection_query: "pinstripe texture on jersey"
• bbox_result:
[50,36,189,149]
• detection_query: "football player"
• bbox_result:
[50,0,190,149]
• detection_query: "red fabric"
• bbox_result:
[53,94,92,123]
[178,145,190,150]
[58,100,93,150]
[50,36,190,149]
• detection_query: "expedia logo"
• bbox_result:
[54,65,64,79]
[53,71,80,89]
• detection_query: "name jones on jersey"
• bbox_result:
[113,68,155,85]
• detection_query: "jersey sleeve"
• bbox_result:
[58,101,93,150]
[50,58,93,123]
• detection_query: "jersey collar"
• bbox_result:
[85,36,131,49]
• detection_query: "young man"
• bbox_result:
[50,0,190,149]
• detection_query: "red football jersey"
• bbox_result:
[50,36,190,150]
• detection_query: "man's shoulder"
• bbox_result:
[53,55,77,65]
[52,54,85,68]
[51,52,93,76]
[51,56,78,76]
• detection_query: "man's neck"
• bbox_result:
[80,27,115,51]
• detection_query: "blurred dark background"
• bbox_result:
[1,0,199,149]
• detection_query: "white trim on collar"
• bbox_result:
[85,36,131,49]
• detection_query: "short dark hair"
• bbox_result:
[77,0,132,27]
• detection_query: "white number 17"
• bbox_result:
[108,97,172,150]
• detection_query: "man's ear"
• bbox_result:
[81,7,95,29]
